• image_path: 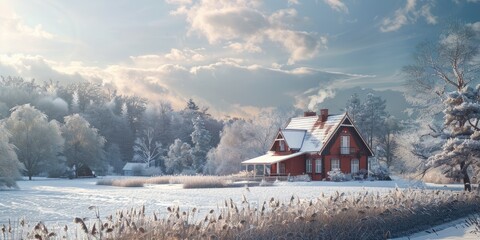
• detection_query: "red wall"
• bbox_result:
[270,154,306,176]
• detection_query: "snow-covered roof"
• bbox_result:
[122,162,146,171]
[285,114,345,152]
[281,129,306,150]
[241,151,306,165]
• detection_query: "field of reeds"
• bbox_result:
[3,188,480,240]
[96,175,234,189]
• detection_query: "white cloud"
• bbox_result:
[420,4,437,24]
[323,0,349,14]
[167,0,325,63]
[129,48,206,67]
[266,29,325,64]
[0,12,55,40]
[380,0,437,32]
[0,52,374,118]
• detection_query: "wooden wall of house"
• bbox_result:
[322,126,370,177]
[270,154,306,176]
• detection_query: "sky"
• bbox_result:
[0,0,479,118]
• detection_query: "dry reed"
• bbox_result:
[8,188,479,240]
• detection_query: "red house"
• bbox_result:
[241,109,374,181]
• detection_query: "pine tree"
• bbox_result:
[345,93,362,123]
[71,91,80,113]
[186,98,199,111]
[429,86,480,191]
[357,93,388,148]
[191,116,212,172]
[404,22,480,191]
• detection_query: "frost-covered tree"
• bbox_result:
[429,86,480,191]
[105,143,123,174]
[356,93,388,148]
[3,104,64,180]
[377,116,401,168]
[404,22,480,191]
[186,98,199,111]
[71,90,80,113]
[205,108,298,175]
[345,93,362,123]
[133,128,163,169]
[191,116,211,172]
[165,139,193,174]
[0,126,23,188]
[62,114,106,176]
[205,120,267,175]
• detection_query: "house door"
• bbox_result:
[280,162,286,174]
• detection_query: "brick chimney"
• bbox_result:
[304,111,316,117]
[320,109,328,122]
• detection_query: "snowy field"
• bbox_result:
[0,176,478,239]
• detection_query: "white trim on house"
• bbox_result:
[241,151,305,165]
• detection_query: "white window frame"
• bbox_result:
[341,135,350,154]
[306,159,312,173]
[279,140,286,152]
[351,159,359,174]
[315,159,322,173]
[331,158,340,170]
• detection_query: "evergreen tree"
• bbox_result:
[429,86,480,191]
[345,93,362,123]
[191,116,212,172]
[404,22,480,191]
[357,93,388,148]
[186,98,199,111]
[71,91,80,113]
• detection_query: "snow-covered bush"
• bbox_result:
[352,169,368,180]
[370,165,391,180]
[259,178,274,186]
[288,174,311,182]
[327,168,348,181]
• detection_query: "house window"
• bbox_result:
[306,159,312,173]
[315,159,322,173]
[351,159,359,174]
[279,140,286,152]
[341,135,350,154]
[331,158,340,170]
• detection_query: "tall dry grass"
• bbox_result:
[6,188,480,240]
[96,178,145,187]
[97,175,232,189]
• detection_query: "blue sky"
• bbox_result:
[0,0,479,117]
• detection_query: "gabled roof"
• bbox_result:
[285,114,345,152]
[280,129,306,150]
[284,113,374,156]
[122,162,146,171]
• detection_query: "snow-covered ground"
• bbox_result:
[0,176,477,239]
